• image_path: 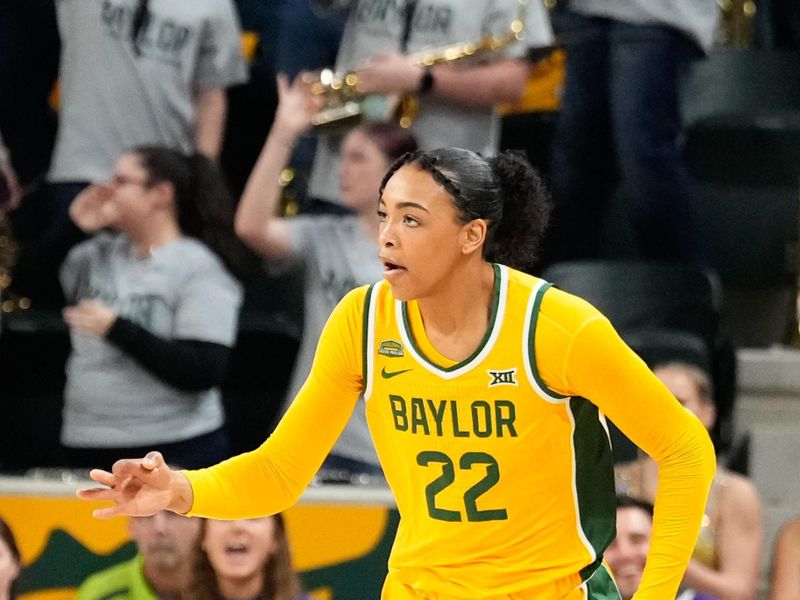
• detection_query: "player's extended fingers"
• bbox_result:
[88,468,116,486]
[142,450,165,471]
[92,505,126,519]
[111,457,150,478]
[76,486,116,501]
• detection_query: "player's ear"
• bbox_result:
[460,219,487,256]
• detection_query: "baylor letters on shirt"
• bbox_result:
[361,264,616,595]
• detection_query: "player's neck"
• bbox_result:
[416,261,495,362]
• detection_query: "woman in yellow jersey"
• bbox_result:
[78,148,716,599]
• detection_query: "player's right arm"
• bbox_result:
[78,286,368,519]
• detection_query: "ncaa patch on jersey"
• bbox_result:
[488,368,517,387]
[378,339,404,357]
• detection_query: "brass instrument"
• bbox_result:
[308,0,530,130]
[716,0,756,48]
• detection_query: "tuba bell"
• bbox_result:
[307,0,531,131]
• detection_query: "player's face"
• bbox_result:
[130,511,202,571]
[378,165,474,301]
[605,506,652,600]
[0,536,19,596]
[202,517,279,585]
[340,129,391,214]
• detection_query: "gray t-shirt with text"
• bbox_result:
[60,234,242,448]
[283,215,383,466]
[308,0,554,204]
[49,0,248,183]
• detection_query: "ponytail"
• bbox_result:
[380,148,551,274]
[485,151,551,273]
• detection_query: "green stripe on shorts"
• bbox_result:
[586,564,622,600]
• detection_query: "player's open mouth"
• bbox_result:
[382,261,407,273]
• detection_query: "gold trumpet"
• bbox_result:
[307,0,530,131]
[716,0,757,48]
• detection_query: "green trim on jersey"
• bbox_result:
[570,397,616,580]
[361,284,375,394]
[400,263,501,373]
[585,563,622,599]
[527,282,568,399]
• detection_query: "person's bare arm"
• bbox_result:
[770,518,800,600]
[234,74,323,260]
[194,87,227,159]
[682,473,763,600]
[356,54,530,107]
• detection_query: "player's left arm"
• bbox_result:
[560,313,715,599]
[683,473,762,600]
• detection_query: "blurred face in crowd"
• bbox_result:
[339,128,392,214]
[202,516,280,589]
[130,511,201,572]
[105,152,173,232]
[606,506,653,600]
[0,535,19,598]
[654,365,716,430]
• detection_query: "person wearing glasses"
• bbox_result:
[16,146,243,469]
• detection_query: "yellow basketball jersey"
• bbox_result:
[186,262,713,600]
[362,264,615,597]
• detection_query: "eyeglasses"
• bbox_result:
[109,174,152,188]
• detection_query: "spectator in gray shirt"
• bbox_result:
[46,0,248,227]
[235,74,417,476]
[57,146,244,469]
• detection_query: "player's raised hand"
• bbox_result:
[76,451,194,518]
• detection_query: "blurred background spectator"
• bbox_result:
[0,518,20,600]
[75,511,201,600]
[769,516,800,600]
[616,362,763,600]
[305,0,554,213]
[186,514,306,600]
[235,74,417,477]
[12,147,243,470]
[605,496,653,600]
[45,0,248,229]
[545,0,718,266]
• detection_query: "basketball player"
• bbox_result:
[79,148,715,599]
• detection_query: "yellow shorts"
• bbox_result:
[381,565,620,600]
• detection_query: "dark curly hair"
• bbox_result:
[379,147,551,274]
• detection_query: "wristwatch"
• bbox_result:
[418,65,435,95]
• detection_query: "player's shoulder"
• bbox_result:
[504,266,606,331]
